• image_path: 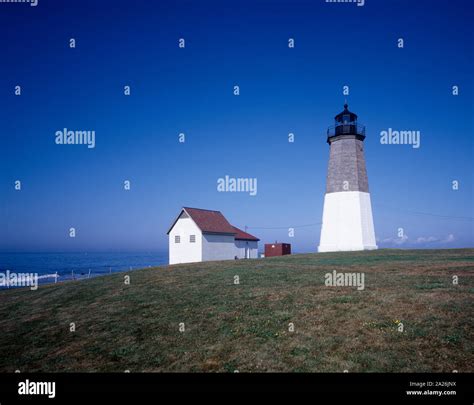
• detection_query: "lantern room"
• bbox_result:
[327,103,366,142]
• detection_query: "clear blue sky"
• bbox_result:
[0,0,472,253]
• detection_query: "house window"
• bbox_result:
[175,235,180,243]
[190,235,196,243]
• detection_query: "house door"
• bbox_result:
[246,242,250,259]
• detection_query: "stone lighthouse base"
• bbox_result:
[318,191,378,252]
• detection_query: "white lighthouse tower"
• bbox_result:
[318,104,377,252]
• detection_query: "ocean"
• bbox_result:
[0,252,168,288]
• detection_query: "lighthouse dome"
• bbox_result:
[335,103,358,123]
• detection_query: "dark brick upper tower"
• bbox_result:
[325,103,369,193]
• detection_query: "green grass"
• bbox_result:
[0,248,473,372]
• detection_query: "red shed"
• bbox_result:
[265,243,291,257]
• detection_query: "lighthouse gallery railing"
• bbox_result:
[327,123,366,137]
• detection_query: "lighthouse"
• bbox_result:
[318,104,377,252]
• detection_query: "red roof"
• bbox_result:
[181,207,236,234]
[167,207,259,242]
[232,226,260,241]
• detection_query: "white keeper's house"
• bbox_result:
[167,207,260,265]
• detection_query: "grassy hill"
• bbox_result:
[0,249,473,372]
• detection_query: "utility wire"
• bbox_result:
[246,222,321,230]
[374,204,474,221]
[245,207,473,231]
